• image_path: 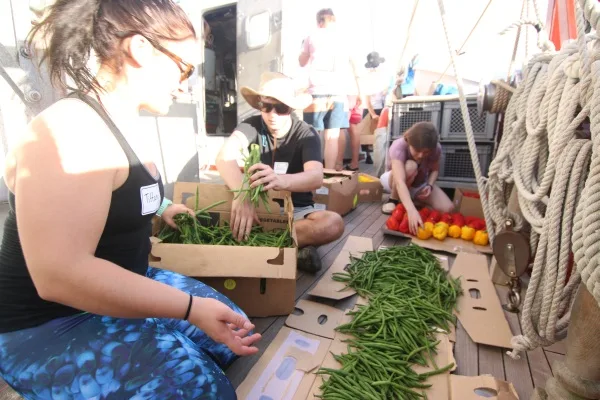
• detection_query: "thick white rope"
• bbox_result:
[436,0,496,244]
[572,0,600,306]
[506,0,600,359]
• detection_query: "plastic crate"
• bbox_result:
[390,101,441,139]
[438,143,493,182]
[440,99,496,141]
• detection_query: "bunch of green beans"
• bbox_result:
[232,143,271,212]
[157,199,292,248]
[316,245,462,399]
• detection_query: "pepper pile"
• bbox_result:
[316,245,462,399]
[385,204,489,246]
[157,200,292,248]
[232,143,271,212]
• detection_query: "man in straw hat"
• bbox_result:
[216,72,344,273]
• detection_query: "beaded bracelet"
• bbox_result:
[156,198,173,217]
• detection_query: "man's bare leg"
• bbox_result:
[323,128,341,169]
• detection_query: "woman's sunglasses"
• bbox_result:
[258,101,292,115]
[118,32,195,83]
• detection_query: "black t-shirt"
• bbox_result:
[235,115,322,208]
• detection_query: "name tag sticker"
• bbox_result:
[314,203,327,211]
[140,183,161,215]
[273,162,289,175]
[316,186,329,195]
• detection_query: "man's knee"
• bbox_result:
[310,211,344,243]
[327,212,344,241]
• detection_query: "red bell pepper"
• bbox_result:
[392,208,405,222]
[468,218,486,231]
[418,207,431,220]
[398,214,410,234]
[395,203,406,214]
[427,210,441,223]
[452,213,465,228]
[386,217,400,231]
[440,213,453,225]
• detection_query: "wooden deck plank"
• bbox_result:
[455,320,479,376]
[478,345,505,380]
[544,350,565,375]
[498,285,535,400]
[529,347,554,391]
[544,340,567,355]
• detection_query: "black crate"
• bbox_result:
[438,142,493,182]
[390,101,442,139]
[440,99,496,141]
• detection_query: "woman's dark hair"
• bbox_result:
[316,9,336,25]
[404,122,439,150]
[27,0,197,95]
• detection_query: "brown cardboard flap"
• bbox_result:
[236,327,331,400]
[308,236,373,300]
[435,254,450,271]
[450,375,519,400]
[450,253,513,349]
[173,182,291,215]
[383,228,493,254]
[150,242,296,279]
[412,333,455,400]
[285,300,345,339]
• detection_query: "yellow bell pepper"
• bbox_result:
[461,226,476,241]
[474,230,489,246]
[358,174,377,183]
[448,225,462,239]
[433,222,449,241]
[423,221,434,232]
[417,226,433,240]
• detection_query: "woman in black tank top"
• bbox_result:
[0,1,260,399]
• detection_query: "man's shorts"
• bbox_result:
[303,95,349,130]
[281,205,318,221]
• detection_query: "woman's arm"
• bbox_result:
[16,104,201,319]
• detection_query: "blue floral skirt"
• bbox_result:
[0,267,245,400]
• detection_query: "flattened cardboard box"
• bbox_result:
[312,169,359,216]
[150,182,297,318]
[450,252,513,349]
[383,228,493,255]
[357,173,384,203]
[450,375,519,400]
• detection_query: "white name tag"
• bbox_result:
[140,183,161,215]
[273,162,289,175]
[313,203,327,211]
[316,186,329,195]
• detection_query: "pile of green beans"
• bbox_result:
[157,199,292,248]
[316,244,462,399]
[232,143,271,212]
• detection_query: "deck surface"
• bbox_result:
[0,162,563,400]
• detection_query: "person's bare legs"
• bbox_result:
[422,185,454,213]
[382,160,418,214]
[295,210,344,273]
[336,129,348,171]
[348,123,360,169]
[323,128,341,169]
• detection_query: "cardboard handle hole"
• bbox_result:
[473,306,488,311]
[469,289,481,299]
[292,307,305,316]
[317,315,328,325]
[473,387,498,397]
[467,279,479,282]
[260,278,267,295]
[267,249,285,265]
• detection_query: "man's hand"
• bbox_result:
[188,297,262,356]
[161,203,195,229]
[416,184,432,201]
[231,197,259,241]
[248,163,289,191]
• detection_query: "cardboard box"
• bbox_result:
[454,188,485,219]
[357,173,384,203]
[150,182,298,318]
[450,375,519,399]
[312,169,359,216]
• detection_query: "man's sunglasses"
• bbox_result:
[258,101,292,115]
[118,32,195,83]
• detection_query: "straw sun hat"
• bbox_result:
[240,72,313,111]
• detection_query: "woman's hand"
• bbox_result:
[188,297,261,356]
[248,163,289,191]
[407,207,423,236]
[416,184,432,201]
[161,203,195,229]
